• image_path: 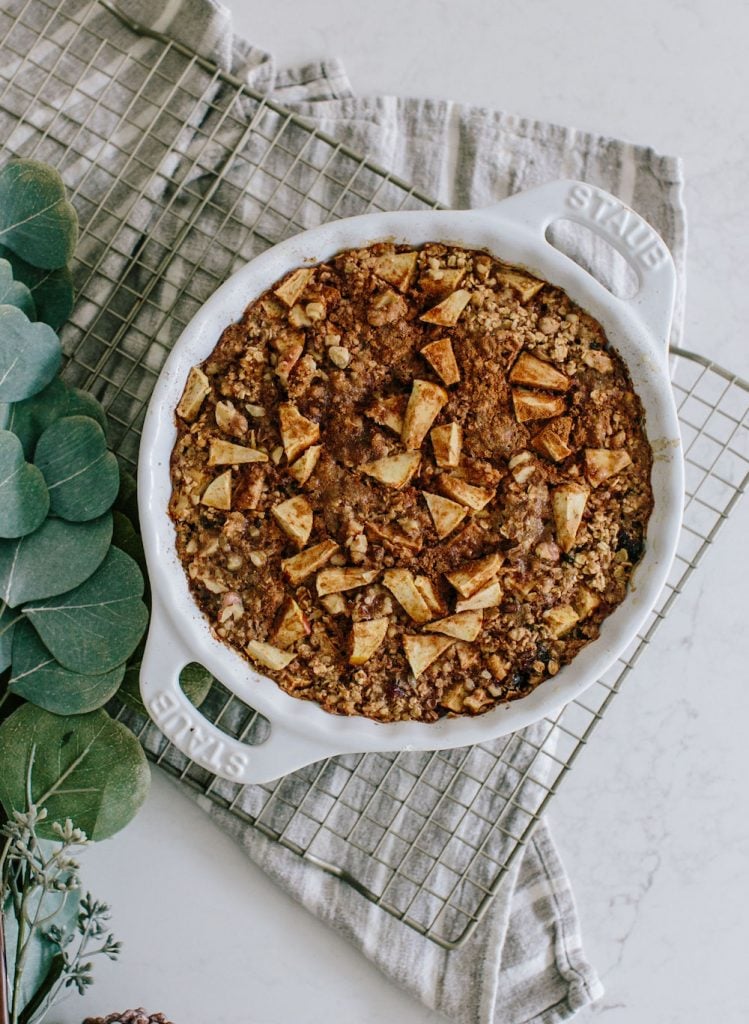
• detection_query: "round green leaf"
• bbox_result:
[0,512,112,607]
[8,619,125,714]
[0,600,21,672]
[0,257,36,318]
[0,430,49,538]
[65,387,108,434]
[34,415,119,522]
[0,704,150,840]
[0,304,61,402]
[0,377,70,458]
[23,546,148,674]
[0,243,73,330]
[112,509,147,579]
[114,466,140,530]
[0,160,78,270]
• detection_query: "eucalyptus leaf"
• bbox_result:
[0,377,70,458]
[114,466,139,531]
[0,160,78,270]
[23,546,148,674]
[0,512,112,607]
[0,243,73,329]
[34,415,119,522]
[1,599,21,672]
[118,659,212,715]
[9,619,125,714]
[0,704,150,839]
[112,509,147,581]
[0,257,36,317]
[1,379,107,459]
[0,304,61,402]
[0,430,49,538]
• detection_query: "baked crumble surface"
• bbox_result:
[168,242,654,722]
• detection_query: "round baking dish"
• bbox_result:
[138,179,683,784]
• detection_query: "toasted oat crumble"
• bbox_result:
[169,243,653,722]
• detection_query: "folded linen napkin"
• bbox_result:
[111,4,684,1020]
[4,1,686,1020]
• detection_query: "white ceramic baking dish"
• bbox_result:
[138,179,683,785]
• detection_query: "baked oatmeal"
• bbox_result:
[169,243,654,722]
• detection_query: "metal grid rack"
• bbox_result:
[1,0,747,950]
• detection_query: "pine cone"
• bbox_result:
[83,1011,174,1024]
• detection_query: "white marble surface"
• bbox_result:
[62,1,748,1022]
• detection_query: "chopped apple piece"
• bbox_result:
[509,352,570,392]
[401,379,448,449]
[316,567,379,596]
[349,617,389,665]
[420,337,460,386]
[552,482,589,552]
[279,404,320,462]
[419,288,471,326]
[366,519,422,554]
[498,269,544,302]
[584,448,633,487]
[281,539,338,585]
[414,575,446,616]
[246,639,296,671]
[201,470,232,510]
[455,579,502,612]
[543,604,580,638]
[430,422,462,468]
[445,552,503,598]
[423,491,467,539]
[441,685,466,712]
[438,475,495,510]
[361,451,421,489]
[382,568,433,623]
[574,585,601,619]
[418,267,466,298]
[271,597,311,648]
[512,388,567,423]
[532,417,573,462]
[215,400,248,437]
[403,634,454,677]
[321,593,348,616]
[364,394,407,434]
[208,439,268,466]
[176,366,210,421]
[371,251,418,292]
[273,267,312,307]
[507,450,535,484]
[272,495,313,547]
[424,609,482,642]
[273,332,305,384]
[288,445,322,486]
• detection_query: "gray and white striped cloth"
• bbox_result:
[18,1,687,1020]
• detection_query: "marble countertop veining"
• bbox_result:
[66,2,748,1022]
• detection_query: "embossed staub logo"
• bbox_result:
[566,183,668,270]
[149,690,249,778]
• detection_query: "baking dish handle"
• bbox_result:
[481,179,676,348]
[139,596,334,785]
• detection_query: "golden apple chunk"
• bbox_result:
[446,553,503,598]
[512,389,567,423]
[532,417,573,462]
[438,474,495,511]
[403,634,454,677]
[382,568,433,623]
[273,267,312,307]
[176,366,211,421]
[420,337,460,386]
[401,379,448,449]
[208,439,268,466]
[430,422,462,467]
[370,251,418,292]
[361,451,421,489]
[288,445,322,486]
[497,269,545,302]
[272,495,314,547]
[201,470,232,510]
[365,394,407,434]
[423,491,468,539]
[271,597,311,648]
[424,609,482,641]
[551,482,590,552]
[419,288,471,326]
[455,579,503,612]
[246,639,296,671]
[278,404,320,462]
[543,604,580,638]
[281,538,339,585]
[584,448,633,487]
[349,617,390,665]
[316,567,379,596]
[509,352,570,392]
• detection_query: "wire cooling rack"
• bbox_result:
[1,0,747,950]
